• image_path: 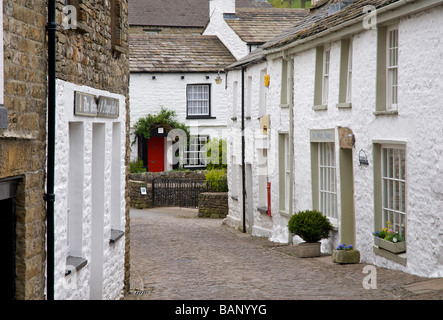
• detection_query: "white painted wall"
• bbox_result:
[130,72,230,162]
[226,5,443,277]
[54,79,127,299]
[203,0,249,59]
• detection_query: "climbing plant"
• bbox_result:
[132,107,190,144]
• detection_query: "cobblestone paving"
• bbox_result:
[123,208,443,300]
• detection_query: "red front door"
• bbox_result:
[147,137,164,172]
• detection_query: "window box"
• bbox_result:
[374,236,406,254]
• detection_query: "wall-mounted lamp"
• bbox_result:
[348,133,355,148]
[215,70,223,84]
[359,149,369,166]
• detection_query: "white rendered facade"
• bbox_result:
[226,2,443,277]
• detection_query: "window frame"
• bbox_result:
[386,26,399,111]
[184,135,209,168]
[322,46,331,106]
[186,84,212,119]
[381,144,406,237]
[318,142,338,225]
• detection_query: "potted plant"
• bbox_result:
[332,243,360,264]
[288,210,333,258]
[373,221,406,254]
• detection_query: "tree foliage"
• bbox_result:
[133,107,190,144]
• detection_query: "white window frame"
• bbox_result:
[381,145,406,237]
[322,46,331,106]
[318,142,337,224]
[284,134,290,210]
[187,84,210,117]
[185,135,208,167]
[386,26,399,111]
[346,39,353,103]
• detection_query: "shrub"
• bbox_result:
[204,169,228,192]
[130,158,146,173]
[288,210,333,243]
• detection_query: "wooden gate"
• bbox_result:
[152,179,228,208]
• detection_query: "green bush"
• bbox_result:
[204,169,228,192]
[205,138,227,170]
[130,158,146,173]
[288,210,333,243]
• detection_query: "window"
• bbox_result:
[318,142,337,222]
[376,25,399,113]
[187,84,210,117]
[346,40,353,103]
[259,68,267,117]
[232,81,238,119]
[279,134,291,212]
[322,47,331,106]
[386,26,398,110]
[185,135,208,167]
[313,46,330,110]
[381,146,406,236]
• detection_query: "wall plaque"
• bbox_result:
[74,91,119,118]
[310,129,335,143]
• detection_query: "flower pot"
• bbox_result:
[332,249,360,264]
[295,242,321,258]
[374,237,406,254]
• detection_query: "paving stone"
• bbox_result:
[123,208,443,301]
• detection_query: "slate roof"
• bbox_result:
[227,0,404,69]
[225,8,308,44]
[129,34,237,73]
[263,0,401,49]
[128,0,209,27]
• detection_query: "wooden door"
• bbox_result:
[147,137,164,172]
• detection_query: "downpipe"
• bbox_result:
[241,67,246,233]
[45,0,57,301]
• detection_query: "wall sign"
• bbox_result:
[74,91,119,118]
[310,129,335,143]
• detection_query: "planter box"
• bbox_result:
[295,242,321,258]
[332,249,360,264]
[374,237,406,254]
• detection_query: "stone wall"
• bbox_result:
[0,0,48,300]
[130,170,206,182]
[129,180,152,209]
[198,192,228,218]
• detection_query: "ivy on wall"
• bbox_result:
[132,107,190,144]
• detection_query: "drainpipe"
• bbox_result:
[45,0,57,301]
[241,67,246,233]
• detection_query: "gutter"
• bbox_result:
[45,0,57,301]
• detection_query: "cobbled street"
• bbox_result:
[123,207,443,301]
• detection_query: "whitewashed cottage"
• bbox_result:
[226,0,443,278]
[129,0,307,171]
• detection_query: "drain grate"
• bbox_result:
[133,288,153,295]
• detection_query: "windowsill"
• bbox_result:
[110,229,125,244]
[186,116,216,120]
[336,102,352,109]
[245,116,251,120]
[65,256,88,276]
[257,206,268,214]
[65,21,92,34]
[280,104,289,109]
[373,110,398,116]
[231,117,237,121]
[278,209,290,218]
[112,44,127,54]
[373,246,407,266]
[231,196,238,201]
[313,105,328,111]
